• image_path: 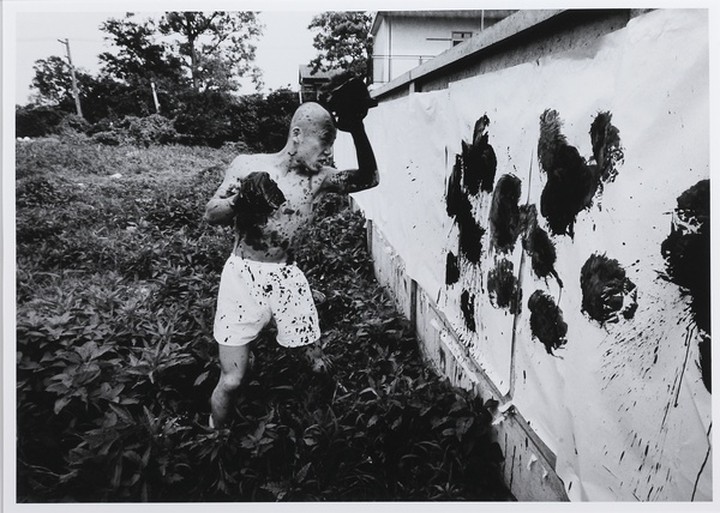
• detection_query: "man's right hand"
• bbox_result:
[327,77,377,133]
[233,172,286,215]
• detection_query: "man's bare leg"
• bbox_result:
[210,344,252,429]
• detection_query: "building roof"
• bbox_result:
[298,65,337,83]
[369,10,517,37]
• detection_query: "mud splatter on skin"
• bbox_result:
[446,252,460,285]
[236,216,269,251]
[462,115,498,195]
[489,174,522,254]
[661,179,710,392]
[580,253,638,325]
[537,109,623,237]
[487,259,521,314]
[519,204,563,287]
[461,290,477,332]
[528,290,567,355]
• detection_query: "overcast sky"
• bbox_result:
[13,9,321,105]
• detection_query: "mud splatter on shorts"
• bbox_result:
[213,255,321,347]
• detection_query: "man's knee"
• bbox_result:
[217,369,245,393]
[216,343,253,393]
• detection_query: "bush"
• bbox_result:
[118,114,178,147]
[92,131,122,146]
[57,114,92,136]
[16,138,510,502]
[16,104,66,137]
[172,90,238,148]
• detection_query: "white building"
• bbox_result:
[370,10,515,86]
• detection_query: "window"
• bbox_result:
[452,31,474,46]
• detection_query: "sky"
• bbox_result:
[12,8,322,105]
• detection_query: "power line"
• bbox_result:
[19,37,103,42]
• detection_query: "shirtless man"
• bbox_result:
[204,92,378,429]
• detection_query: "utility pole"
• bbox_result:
[57,38,83,118]
[150,80,161,114]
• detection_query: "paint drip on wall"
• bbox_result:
[528,290,567,355]
[537,109,623,237]
[461,290,477,332]
[580,253,638,325]
[661,179,711,392]
[462,115,498,195]
[487,258,522,314]
[489,174,522,254]
[446,155,485,264]
[446,115,498,276]
[519,204,563,287]
[446,251,460,285]
[590,111,624,185]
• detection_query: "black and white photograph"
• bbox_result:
[3,0,717,508]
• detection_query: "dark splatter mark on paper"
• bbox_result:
[536,109,623,237]
[519,204,563,287]
[461,290,476,332]
[537,109,600,237]
[462,115,497,195]
[458,213,485,264]
[661,179,710,392]
[487,259,521,314]
[698,335,711,393]
[446,252,460,285]
[528,290,567,355]
[489,174,522,254]
[590,111,624,184]
[446,154,485,264]
[580,253,638,324]
[446,155,464,218]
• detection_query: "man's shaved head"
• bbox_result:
[289,102,336,144]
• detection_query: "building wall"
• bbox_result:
[372,15,485,84]
[338,9,711,502]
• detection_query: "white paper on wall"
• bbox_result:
[336,9,711,501]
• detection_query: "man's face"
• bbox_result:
[296,127,336,173]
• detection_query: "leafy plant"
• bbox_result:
[16,136,511,502]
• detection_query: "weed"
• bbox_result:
[16,137,510,502]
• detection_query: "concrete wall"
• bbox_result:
[338,8,711,502]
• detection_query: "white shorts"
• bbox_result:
[213,255,321,348]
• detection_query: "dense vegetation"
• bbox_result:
[16,87,300,152]
[18,11,373,150]
[15,134,510,501]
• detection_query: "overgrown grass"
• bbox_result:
[15,137,511,502]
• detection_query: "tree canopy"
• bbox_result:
[99,15,186,91]
[158,12,264,92]
[308,12,373,79]
[30,56,79,107]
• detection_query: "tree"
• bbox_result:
[30,56,79,108]
[99,15,186,91]
[158,12,264,92]
[308,12,373,79]
[256,87,300,152]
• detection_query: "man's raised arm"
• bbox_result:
[322,121,379,194]
[321,77,380,194]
